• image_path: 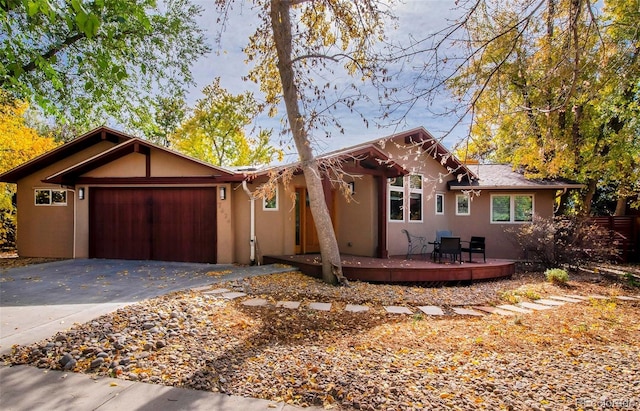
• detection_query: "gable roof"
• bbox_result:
[318,126,477,180]
[0,126,131,183]
[43,137,240,185]
[448,164,584,190]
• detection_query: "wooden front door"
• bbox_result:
[294,187,336,254]
[89,187,217,263]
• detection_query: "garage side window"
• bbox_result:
[35,189,67,206]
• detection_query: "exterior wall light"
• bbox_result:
[220,186,226,200]
[78,187,85,200]
[348,181,355,195]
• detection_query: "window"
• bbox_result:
[35,189,67,206]
[409,174,422,221]
[263,186,278,210]
[435,193,444,215]
[389,176,404,221]
[491,194,534,223]
[456,194,470,215]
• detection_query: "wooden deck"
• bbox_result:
[263,254,516,284]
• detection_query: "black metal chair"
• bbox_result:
[435,236,461,263]
[430,230,452,261]
[461,236,486,263]
[401,229,427,259]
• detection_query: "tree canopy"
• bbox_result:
[172,78,282,167]
[0,0,209,130]
[403,0,640,215]
[0,97,59,246]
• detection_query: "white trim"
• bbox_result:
[388,176,404,222]
[490,193,535,223]
[408,174,423,222]
[435,192,445,215]
[262,185,279,211]
[34,188,67,206]
[455,194,470,216]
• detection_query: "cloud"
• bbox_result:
[187,0,469,160]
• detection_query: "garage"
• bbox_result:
[89,187,217,263]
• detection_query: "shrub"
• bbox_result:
[507,216,619,269]
[545,268,569,284]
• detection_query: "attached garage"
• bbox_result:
[89,187,217,263]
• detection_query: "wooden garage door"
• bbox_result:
[89,188,217,263]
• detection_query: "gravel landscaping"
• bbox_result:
[2,269,639,410]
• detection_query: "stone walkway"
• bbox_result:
[194,286,640,317]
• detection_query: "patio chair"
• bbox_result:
[461,236,486,263]
[401,229,427,259]
[434,236,462,263]
[430,230,452,261]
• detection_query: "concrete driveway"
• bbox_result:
[0,259,295,353]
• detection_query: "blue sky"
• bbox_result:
[185,0,469,162]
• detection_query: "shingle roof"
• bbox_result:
[448,164,584,190]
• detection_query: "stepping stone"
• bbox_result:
[308,302,332,311]
[192,285,213,292]
[276,301,301,309]
[473,306,515,316]
[519,302,553,310]
[563,294,590,301]
[222,292,247,300]
[616,295,640,301]
[534,299,565,306]
[418,306,445,316]
[548,295,583,303]
[384,306,413,315]
[497,304,533,314]
[202,288,231,295]
[242,298,268,307]
[451,307,484,316]
[345,304,369,313]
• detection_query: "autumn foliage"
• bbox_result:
[0,99,59,248]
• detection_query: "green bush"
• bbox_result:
[545,268,569,284]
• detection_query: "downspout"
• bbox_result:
[241,181,257,265]
[66,187,77,259]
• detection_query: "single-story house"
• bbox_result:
[0,126,582,264]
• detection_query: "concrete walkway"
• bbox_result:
[0,259,313,411]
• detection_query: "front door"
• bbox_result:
[294,188,321,254]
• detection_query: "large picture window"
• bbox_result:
[35,189,67,206]
[389,176,404,221]
[456,194,470,215]
[491,194,534,223]
[409,174,423,222]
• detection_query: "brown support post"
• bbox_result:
[376,175,389,258]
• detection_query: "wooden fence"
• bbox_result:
[589,216,640,263]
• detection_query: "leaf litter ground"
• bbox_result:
[2,268,639,410]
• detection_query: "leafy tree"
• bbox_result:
[0,96,59,248]
[0,0,209,129]
[131,94,187,147]
[214,0,395,284]
[172,78,282,167]
[400,0,640,215]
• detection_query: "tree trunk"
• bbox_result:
[269,0,347,285]
[614,196,627,216]
[581,178,597,216]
